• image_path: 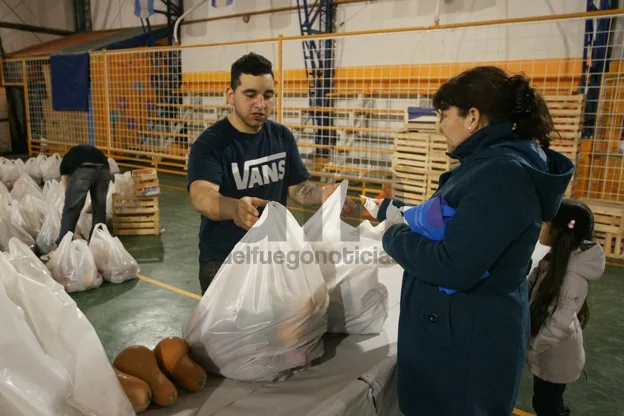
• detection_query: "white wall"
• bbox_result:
[0,0,73,54]
[92,0,168,31]
[178,0,590,73]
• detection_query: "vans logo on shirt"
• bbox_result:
[232,152,286,190]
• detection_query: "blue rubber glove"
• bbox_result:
[403,196,489,295]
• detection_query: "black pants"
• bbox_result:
[57,165,110,245]
[199,260,224,295]
[533,376,567,416]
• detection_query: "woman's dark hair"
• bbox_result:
[529,199,595,337]
[432,66,556,148]
[230,52,274,90]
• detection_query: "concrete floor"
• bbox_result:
[70,173,624,416]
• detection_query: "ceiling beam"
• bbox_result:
[0,22,76,36]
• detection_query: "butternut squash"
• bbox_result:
[114,368,152,413]
[154,337,207,392]
[113,345,178,407]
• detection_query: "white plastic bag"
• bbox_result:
[0,180,8,196]
[76,193,92,240]
[106,180,115,223]
[184,201,329,382]
[24,157,43,185]
[303,180,390,335]
[10,173,44,202]
[44,179,65,215]
[114,172,134,196]
[89,223,139,283]
[1,241,135,416]
[108,157,120,175]
[0,253,77,416]
[0,219,35,253]
[47,232,103,293]
[41,153,62,183]
[37,206,60,255]
[11,194,45,239]
[1,159,23,190]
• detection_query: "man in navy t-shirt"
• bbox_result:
[187,52,356,294]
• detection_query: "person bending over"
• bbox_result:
[56,144,110,245]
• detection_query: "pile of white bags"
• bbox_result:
[0,158,24,190]
[0,194,35,252]
[90,223,139,283]
[184,201,330,382]
[0,237,135,416]
[41,153,62,183]
[47,232,103,293]
[303,180,390,335]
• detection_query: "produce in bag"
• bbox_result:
[183,201,330,382]
[303,180,390,335]
[24,157,43,185]
[37,206,61,255]
[47,232,103,293]
[0,158,23,190]
[0,214,36,253]
[10,173,44,202]
[41,153,62,183]
[11,193,46,239]
[0,243,135,416]
[90,223,139,283]
[8,237,55,286]
[44,179,65,215]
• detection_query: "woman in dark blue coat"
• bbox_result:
[378,67,575,415]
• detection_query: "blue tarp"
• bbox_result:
[49,53,90,112]
[48,27,169,113]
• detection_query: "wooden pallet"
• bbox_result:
[132,168,160,197]
[550,138,580,161]
[403,107,440,133]
[581,199,624,259]
[545,94,585,140]
[112,195,160,236]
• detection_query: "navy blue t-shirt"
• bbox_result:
[187,117,311,263]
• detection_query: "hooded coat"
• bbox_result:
[526,241,605,384]
[378,121,575,416]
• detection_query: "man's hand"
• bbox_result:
[84,203,93,214]
[233,196,269,230]
[322,184,357,216]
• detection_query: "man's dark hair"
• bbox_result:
[230,52,274,90]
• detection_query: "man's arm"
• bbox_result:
[61,175,69,189]
[189,180,267,230]
[287,180,323,206]
[288,181,357,215]
[189,180,237,221]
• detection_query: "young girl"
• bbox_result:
[527,199,606,416]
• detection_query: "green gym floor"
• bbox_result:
[71,173,624,416]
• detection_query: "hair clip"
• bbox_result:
[568,220,576,229]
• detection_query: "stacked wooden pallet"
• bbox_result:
[582,199,624,260]
[403,107,440,133]
[112,168,161,236]
[545,94,586,197]
[392,131,457,204]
